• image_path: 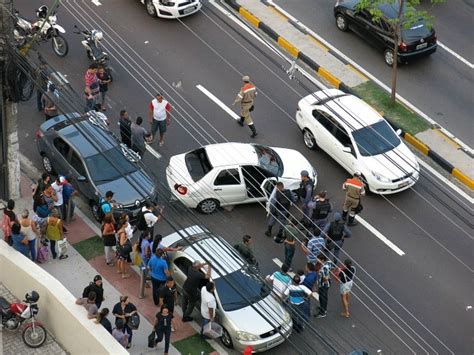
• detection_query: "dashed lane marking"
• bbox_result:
[145,144,162,160]
[356,217,406,256]
[196,84,240,121]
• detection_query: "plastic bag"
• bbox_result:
[203,321,223,338]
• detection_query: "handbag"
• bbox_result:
[128,312,140,330]
[147,331,156,348]
[57,238,68,256]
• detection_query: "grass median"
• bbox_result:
[173,334,216,354]
[73,236,104,261]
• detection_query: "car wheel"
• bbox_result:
[336,14,348,32]
[303,129,317,150]
[145,0,158,17]
[197,199,219,214]
[384,48,395,66]
[90,201,100,222]
[41,154,54,174]
[221,327,233,349]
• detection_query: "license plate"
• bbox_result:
[183,6,196,14]
[416,42,428,50]
[398,181,409,188]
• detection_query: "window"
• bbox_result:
[185,148,213,182]
[334,124,352,147]
[85,147,137,183]
[70,151,87,177]
[253,145,283,177]
[314,110,336,134]
[352,120,401,156]
[174,256,193,276]
[214,169,240,186]
[53,138,70,159]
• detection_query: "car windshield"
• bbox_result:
[352,120,401,157]
[85,147,137,183]
[185,148,213,182]
[214,269,271,312]
[253,145,283,177]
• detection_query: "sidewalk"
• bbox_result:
[12,173,224,355]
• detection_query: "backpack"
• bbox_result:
[136,210,152,232]
[97,200,110,222]
[82,282,94,298]
[36,244,49,264]
[328,221,345,241]
[313,200,331,220]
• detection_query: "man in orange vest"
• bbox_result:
[233,75,258,138]
[342,172,365,226]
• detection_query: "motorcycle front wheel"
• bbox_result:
[22,323,47,348]
[51,34,68,57]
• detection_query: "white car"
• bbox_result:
[139,0,202,19]
[166,143,317,213]
[296,89,419,194]
[162,225,292,352]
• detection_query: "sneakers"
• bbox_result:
[315,312,327,318]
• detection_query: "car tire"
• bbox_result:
[303,129,317,150]
[221,327,233,349]
[384,48,395,66]
[90,201,100,222]
[197,199,219,214]
[335,14,348,32]
[145,0,158,17]
[41,154,55,174]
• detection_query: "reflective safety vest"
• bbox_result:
[343,178,364,199]
[237,83,257,104]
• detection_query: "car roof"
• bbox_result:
[204,143,258,167]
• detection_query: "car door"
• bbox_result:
[260,178,278,214]
[353,10,379,44]
[241,166,269,201]
[312,109,339,157]
[68,150,94,198]
[171,255,194,293]
[332,122,358,173]
[51,137,72,175]
[211,168,247,205]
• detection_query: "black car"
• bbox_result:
[36,112,157,221]
[334,0,437,66]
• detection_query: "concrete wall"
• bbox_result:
[0,240,127,355]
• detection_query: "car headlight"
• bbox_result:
[235,331,259,342]
[371,171,391,183]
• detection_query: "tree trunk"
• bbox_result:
[390,0,405,104]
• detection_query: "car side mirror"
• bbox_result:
[342,146,352,153]
[77,175,87,182]
[396,129,402,136]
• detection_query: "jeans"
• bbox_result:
[37,90,43,111]
[151,277,165,306]
[329,239,344,264]
[50,240,57,259]
[123,324,133,344]
[155,326,171,352]
[28,239,37,261]
[65,200,75,223]
[290,302,309,331]
[318,286,329,314]
[182,290,198,319]
[201,317,210,335]
[104,246,114,263]
[284,245,295,268]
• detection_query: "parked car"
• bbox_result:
[139,0,202,19]
[36,112,157,221]
[296,89,419,194]
[166,143,317,214]
[334,0,437,66]
[162,225,292,352]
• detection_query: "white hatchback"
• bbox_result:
[296,89,419,194]
[166,143,317,213]
[140,0,202,19]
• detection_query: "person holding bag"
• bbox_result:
[101,214,116,266]
[44,209,67,260]
[152,306,175,354]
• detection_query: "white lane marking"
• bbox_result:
[418,159,474,204]
[438,41,474,69]
[272,258,319,301]
[91,0,102,6]
[356,217,406,256]
[196,84,240,120]
[145,144,162,159]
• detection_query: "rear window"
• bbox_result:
[185,148,213,182]
[402,20,432,41]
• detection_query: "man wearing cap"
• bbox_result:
[299,170,314,227]
[51,176,66,220]
[342,172,365,226]
[148,93,172,146]
[233,75,258,138]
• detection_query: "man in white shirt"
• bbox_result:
[148,93,172,146]
[51,176,67,233]
[265,263,292,299]
[200,282,216,336]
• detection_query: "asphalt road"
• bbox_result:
[14,0,473,353]
[274,0,474,146]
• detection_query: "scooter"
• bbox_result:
[13,5,69,57]
[0,290,47,348]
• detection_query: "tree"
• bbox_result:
[356,0,444,103]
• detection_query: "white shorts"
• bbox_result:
[340,280,353,295]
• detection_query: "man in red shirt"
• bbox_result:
[148,93,172,146]
[84,63,100,111]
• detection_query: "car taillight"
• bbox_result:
[35,130,44,138]
[399,42,407,52]
[174,183,188,195]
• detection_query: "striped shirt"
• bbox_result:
[284,284,312,305]
[268,271,291,298]
[306,236,326,263]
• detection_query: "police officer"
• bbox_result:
[308,191,332,233]
[299,170,314,227]
[265,182,296,240]
[342,172,365,226]
[319,212,352,264]
[232,75,258,138]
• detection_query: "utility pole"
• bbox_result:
[0,0,20,200]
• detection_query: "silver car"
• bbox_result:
[161,226,293,352]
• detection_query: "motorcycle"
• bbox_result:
[13,5,69,57]
[0,290,47,348]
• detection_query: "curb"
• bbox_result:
[223,0,474,191]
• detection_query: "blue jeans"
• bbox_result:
[284,245,295,268]
[28,239,37,261]
[123,324,133,344]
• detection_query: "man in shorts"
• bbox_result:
[148,93,172,146]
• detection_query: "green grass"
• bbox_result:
[73,236,104,261]
[352,81,431,135]
[172,334,216,355]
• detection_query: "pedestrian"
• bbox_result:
[82,275,105,309]
[298,170,314,227]
[84,63,100,111]
[101,214,116,266]
[301,263,317,292]
[2,199,18,246]
[150,233,181,256]
[320,212,352,264]
[139,231,152,267]
[315,254,332,318]
[232,75,258,138]
[137,201,160,238]
[265,263,292,299]
[32,172,51,212]
[62,177,78,223]
[75,291,99,319]
[200,281,216,336]
[282,219,298,268]
[112,296,137,349]
[342,172,365,226]
[284,275,312,333]
[158,277,177,331]
[97,65,111,110]
[301,232,325,266]
[265,182,296,239]
[112,319,129,348]
[41,84,58,121]
[44,209,67,260]
[154,306,175,354]
[51,176,66,221]
[96,308,112,334]
[116,220,132,279]
[19,209,39,261]
[148,249,170,305]
[118,110,132,148]
[148,93,172,146]
[131,116,151,156]
[307,191,332,233]
[41,185,58,217]
[11,222,30,257]
[182,261,212,322]
[339,259,356,318]
[234,235,258,267]
[98,190,115,223]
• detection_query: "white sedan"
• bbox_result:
[140,0,202,19]
[166,143,317,213]
[296,89,419,194]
